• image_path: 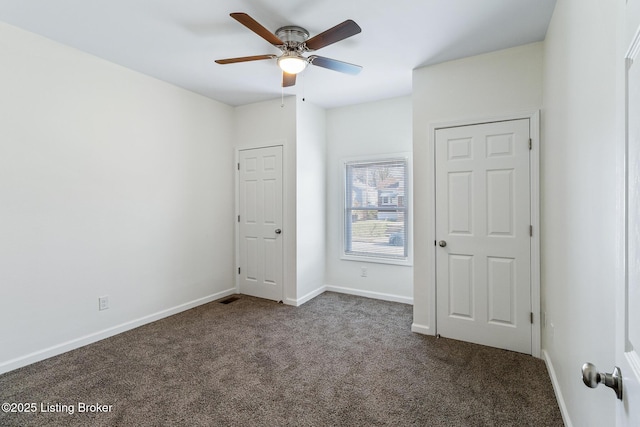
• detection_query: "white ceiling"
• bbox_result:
[0,0,556,109]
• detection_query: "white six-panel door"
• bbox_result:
[435,119,531,354]
[238,146,283,302]
[617,7,640,422]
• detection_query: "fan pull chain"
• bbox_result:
[281,85,284,108]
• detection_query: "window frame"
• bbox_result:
[341,153,413,266]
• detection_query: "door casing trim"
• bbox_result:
[235,143,286,302]
[424,111,540,357]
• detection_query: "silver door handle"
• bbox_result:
[275,229,282,235]
[438,240,447,247]
[581,362,623,400]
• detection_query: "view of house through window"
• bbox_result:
[344,158,408,260]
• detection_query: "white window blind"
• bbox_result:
[344,158,408,260]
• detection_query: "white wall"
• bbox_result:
[412,43,543,332]
[325,96,413,303]
[234,97,298,304]
[0,23,235,373]
[296,99,327,303]
[541,0,623,425]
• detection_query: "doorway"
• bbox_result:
[434,118,535,354]
[237,146,284,301]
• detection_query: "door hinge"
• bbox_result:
[238,215,240,223]
[237,163,240,170]
[238,267,241,274]
[530,312,534,324]
[529,138,532,150]
[529,225,533,236]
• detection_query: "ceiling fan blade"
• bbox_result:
[309,56,362,75]
[282,72,296,87]
[230,12,283,46]
[215,55,276,64]
[305,20,361,51]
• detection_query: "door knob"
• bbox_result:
[438,240,447,247]
[275,229,282,235]
[581,362,623,400]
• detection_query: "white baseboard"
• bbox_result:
[283,286,327,307]
[282,298,298,306]
[0,287,236,375]
[286,286,327,307]
[542,349,572,427]
[411,323,433,335]
[283,285,413,307]
[325,284,413,305]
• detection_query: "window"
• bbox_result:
[344,156,409,263]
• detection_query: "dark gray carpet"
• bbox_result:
[0,292,563,426]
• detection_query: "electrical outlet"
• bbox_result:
[361,267,367,277]
[98,296,109,311]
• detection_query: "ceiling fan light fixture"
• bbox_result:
[278,53,308,75]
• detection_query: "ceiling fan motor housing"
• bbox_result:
[276,26,310,51]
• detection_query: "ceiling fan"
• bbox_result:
[215,13,362,87]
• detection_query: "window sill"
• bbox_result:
[341,254,413,267]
